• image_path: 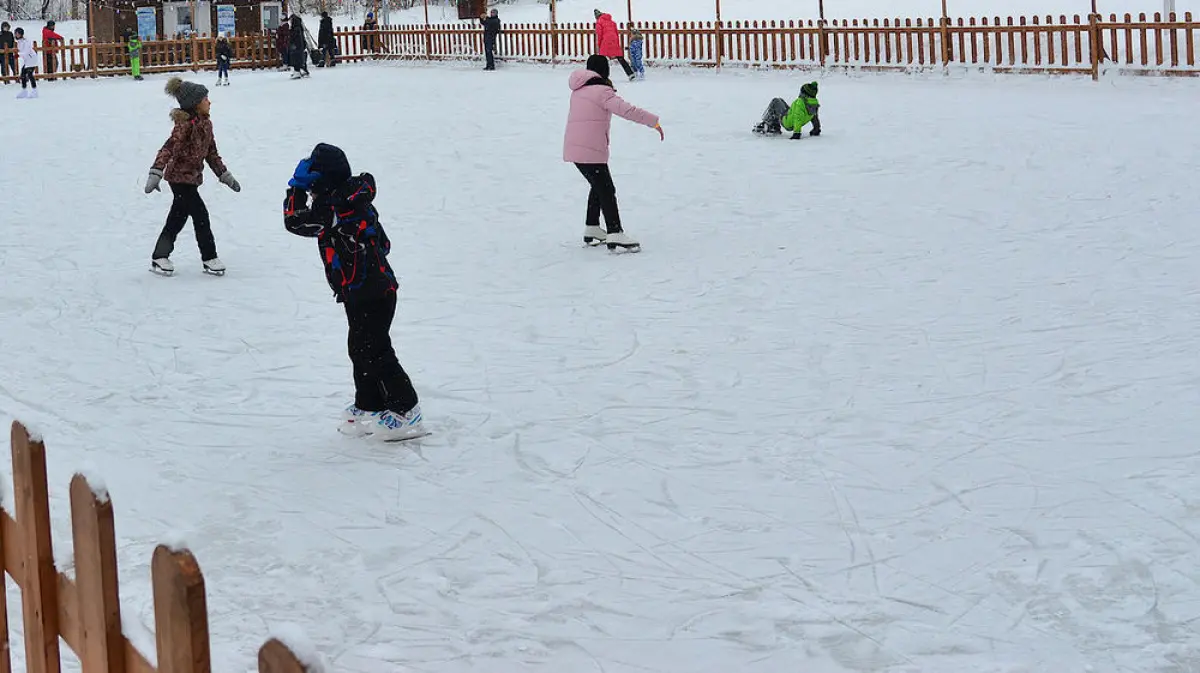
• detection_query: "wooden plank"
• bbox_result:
[11,421,62,673]
[152,545,211,673]
[257,638,309,673]
[70,475,125,673]
[0,480,11,673]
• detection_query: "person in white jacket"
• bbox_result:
[14,27,37,99]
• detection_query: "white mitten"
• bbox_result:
[144,169,163,194]
[219,171,241,193]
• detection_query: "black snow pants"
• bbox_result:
[152,183,218,261]
[344,293,419,414]
[574,163,622,234]
[610,55,634,79]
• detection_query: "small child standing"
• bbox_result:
[753,81,821,139]
[283,143,427,442]
[144,77,241,276]
[127,33,143,80]
[14,28,37,99]
[215,34,232,85]
[628,28,645,80]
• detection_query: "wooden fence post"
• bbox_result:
[12,422,62,673]
[1089,11,1101,79]
[70,474,125,673]
[940,0,951,65]
[152,545,211,673]
[0,477,10,673]
[258,639,310,673]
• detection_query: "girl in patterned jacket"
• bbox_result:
[144,77,241,276]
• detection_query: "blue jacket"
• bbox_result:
[284,173,397,304]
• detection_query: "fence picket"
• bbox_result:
[12,421,62,673]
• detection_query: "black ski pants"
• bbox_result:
[484,36,496,69]
[575,163,622,234]
[152,183,218,261]
[344,293,419,414]
[610,55,634,79]
[19,66,35,88]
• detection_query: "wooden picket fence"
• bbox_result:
[1,12,1199,84]
[0,420,317,673]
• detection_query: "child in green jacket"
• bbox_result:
[753,81,821,139]
[127,34,143,80]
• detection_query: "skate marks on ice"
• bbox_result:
[3,68,1200,673]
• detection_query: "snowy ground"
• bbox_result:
[3,62,1200,673]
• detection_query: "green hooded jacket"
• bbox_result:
[128,37,141,59]
[783,95,819,132]
[782,82,820,132]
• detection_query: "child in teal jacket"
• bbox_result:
[753,81,821,139]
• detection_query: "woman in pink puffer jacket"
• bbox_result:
[563,55,663,252]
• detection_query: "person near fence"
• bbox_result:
[127,33,144,81]
[215,34,232,85]
[564,55,663,252]
[318,11,337,67]
[594,9,635,81]
[144,77,241,276]
[283,143,427,442]
[288,15,310,79]
[0,23,15,84]
[627,27,645,80]
[41,21,62,80]
[479,8,501,71]
[362,12,378,52]
[14,27,37,99]
[752,81,821,139]
[275,21,291,70]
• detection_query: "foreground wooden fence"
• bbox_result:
[1,12,1199,84]
[0,420,317,673]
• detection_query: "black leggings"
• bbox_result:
[575,163,622,234]
[152,183,217,261]
[344,294,419,414]
[611,56,634,78]
[20,67,35,88]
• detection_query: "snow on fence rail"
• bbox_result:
[0,12,1198,82]
[0,420,318,673]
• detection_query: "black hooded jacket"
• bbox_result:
[284,144,396,304]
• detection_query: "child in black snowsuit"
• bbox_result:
[283,143,426,442]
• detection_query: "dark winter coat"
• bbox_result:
[216,40,233,62]
[289,19,308,66]
[151,109,229,186]
[318,16,335,47]
[480,15,501,43]
[0,29,15,51]
[284,147,396,304]
[275,24,291,53]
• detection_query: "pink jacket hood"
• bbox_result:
[563,68,659,165]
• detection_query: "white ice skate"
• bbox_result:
[339,405,383,437]
[16,89,28,99]
[605,231,641,253]
[583,225,606,246]
[202,258,226,276]
[373,405,430,442]
[150,257,175,276]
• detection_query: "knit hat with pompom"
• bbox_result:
[164,76,208,111]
